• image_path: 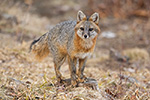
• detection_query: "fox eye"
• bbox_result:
[80,27,84,31]
[89,28,93,31]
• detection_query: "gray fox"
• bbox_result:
[30,10,100,86]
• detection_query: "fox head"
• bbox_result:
[75,10,100,40]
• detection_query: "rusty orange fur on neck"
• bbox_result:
[73,30,97,53]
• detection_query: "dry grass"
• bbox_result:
[123,48,150,62]
[0,34,149,99]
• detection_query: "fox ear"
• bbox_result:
[77,10,86,22]
[90,12,99,24]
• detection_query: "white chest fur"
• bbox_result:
[75,52,92,59]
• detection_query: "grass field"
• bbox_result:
[0,1,150,99]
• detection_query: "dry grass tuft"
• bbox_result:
[123,48,150,61]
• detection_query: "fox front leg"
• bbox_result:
[77,58,87,83]
[68,56,78,87]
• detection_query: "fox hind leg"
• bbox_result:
[54,56,66,83]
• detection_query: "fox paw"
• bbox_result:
[71,80,78,87]
[78,75,87,83]
[57,76,66,83]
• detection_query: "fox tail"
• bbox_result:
[30,33,50,61]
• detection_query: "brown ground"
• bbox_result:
[0,1,150,100]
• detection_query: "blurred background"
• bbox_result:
[0,0,150,99]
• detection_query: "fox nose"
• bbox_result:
[84,34,87,38]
